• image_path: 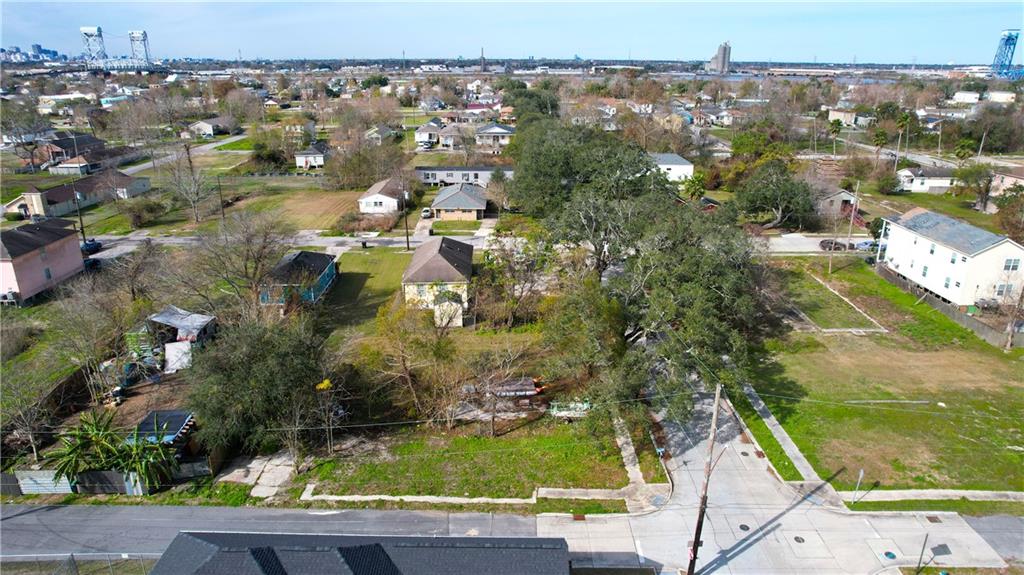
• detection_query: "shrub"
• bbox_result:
[0,322,41,361]
[3,212,25,222]
[120,197,165,228]
[331,211,400,234]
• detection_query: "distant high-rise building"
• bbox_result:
[30,44,41,55]
[704,41,731,75]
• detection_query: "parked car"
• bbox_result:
[80,239,103,255]
[417,141,434,151]
[421,208,432,219]
[819,239,854,251]
[855,240,878,251]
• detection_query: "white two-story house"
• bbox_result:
[880,208,1024,307]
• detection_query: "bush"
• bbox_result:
[0,322,41,361]
[331,211,400,234]
[3,212,25,222]
[120,197,165,228]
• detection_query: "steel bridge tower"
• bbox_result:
[80,26,107,62]
[992,29,1023,81]
[128,30,151,65]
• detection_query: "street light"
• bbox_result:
[73,190,87,243]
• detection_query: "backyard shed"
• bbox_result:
[259,250,337,306]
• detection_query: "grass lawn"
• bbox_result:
[624,415,669,484]
[753,258,1024,492]
[432,220,482,234]
[1,560,157,574]
[322,247,413,336]
[215,137,254,151]
[773,260,878,329]
[407,153,464,168]
[848,498,1024,517]
[0,173,76,204]
[862,191,999,234]
[900,567,1024,575]
[0,298,79,411]
[297,416,629,499]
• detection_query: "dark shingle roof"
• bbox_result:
[151,532,569,575]
[0,222,79,259]
[431,183,486,211]
[900,166,955,178]
[30,169,138,204]
[886,208,1007,255]
[403,237,473,284]
[268,251,335,284]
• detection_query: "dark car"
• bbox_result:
[80,239,103,255]
[819,239,854,251]
[83,257,101,271]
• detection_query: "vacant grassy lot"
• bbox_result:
[862,190,999,233]
[753,258,1024,492]
[215,137,254,151]
[0,172,76,204]
[1,559,157,575]
[773,260,877,329]
[849,499,1024,517]
[0,298,79,414]
[322,247,412,336]
[299,416,628,499]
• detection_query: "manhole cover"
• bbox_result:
[926,515,942,523]
[884,551,897,560]
[793,536,805,543]
[738,524,750,532]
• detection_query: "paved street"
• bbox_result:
[0,391,1010,573]
[120,134,249,175]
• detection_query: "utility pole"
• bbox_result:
[403,187,411,251]
[217,175,225,220]
[977,128,989,159]
[686,382,722,575]
[844,181,860,253]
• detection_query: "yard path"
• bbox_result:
[741,384,821,482]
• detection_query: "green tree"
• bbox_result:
[680,171,708,201]
[188,319,330,457]
[734,159,815,229]
[954,139,977,165]
[0,100,50,172]
[543,277,626,380]
[828,119,843,157]
[894,112,912,170]
[953,163,994,208]
[875,173,900,195]
[872,128,888,164]
[868,217,885,240]
[995,183,1024,243]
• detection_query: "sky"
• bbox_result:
[2,1,1022,65]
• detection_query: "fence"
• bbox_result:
[876,265,1023,348]
[2,553,160,575]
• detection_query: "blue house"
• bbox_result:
[259,251,337,306]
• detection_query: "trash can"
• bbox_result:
[361,240,368,249]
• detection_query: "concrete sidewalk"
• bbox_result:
[841,489,1024,503]
[741,384,821,481]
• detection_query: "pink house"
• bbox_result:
[1,222,85,303]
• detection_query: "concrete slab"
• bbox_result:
[783,530,832,558]
[447,512,492,536]
[965,515,1024,563]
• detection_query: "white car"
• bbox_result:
[421,208,432,218]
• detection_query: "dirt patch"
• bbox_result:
[822,435,951,488]
[277,191,360,229]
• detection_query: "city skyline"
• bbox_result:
[1,1,1022,65]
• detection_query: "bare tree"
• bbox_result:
[166,142,213,223]
[1,100,51,172]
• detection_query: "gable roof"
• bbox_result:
[415,166,511,173]
[29,169,138,204]
[268,251,335,284]
[431,183,487,211]
[648,152,692,166]
[416,123,442,135]
[43,132,106,152]
[192,115,235,128]
[476,122,514,135]
[295,141,330,157]
[0,221,79,259]
[151,532,570,575]
[403,237,473,284]
[360,177,404,201]
[885,208,1010,255]
[148,305,216,338]
[439,124,465,137]
[898,166,955,179]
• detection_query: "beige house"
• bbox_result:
[4,170,151,218]
[429,183,487,221]
[401,237,473,327]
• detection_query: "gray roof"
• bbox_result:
[476,122,515,135]
[0,221,79,260]
[886,208,1007,255]
[403,237,473,284]
[295,141,330,156]
[360,177,404,201]
[151,531,570,575]
[648,152,692,166]
[415,166,512,173]
[268,250,335,284]
[431,183,487,211]
[900,166,955,178]
[147,305,215,338]
[415,123,441,134]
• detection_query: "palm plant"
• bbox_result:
[894,112,912,171]
[48,411,120,483]
[872,129,888,164]
[954,139,977,166]
[120,428,178,492]
[828,119,843,157]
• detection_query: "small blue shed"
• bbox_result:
[259,250,337,306]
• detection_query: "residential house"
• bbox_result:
[0,221,84,303]
[259,250,337,306]
[464,102,499,118]
[896,167,957,194]
[414,166,513,187]
[150,531,570,575]
[294,141,331,169]
[4,169,151,218]
[419,95,444,112]
[439,124,467,150]
[35,131,106,164]
[364,124,397,146]
[813,186,857,219]
[429,182,487,220]
[986,91,1017,104]
[474,123,515,150]
[649,152,694,182]
[263,98,282,110]
[692,105,723,127]
[188,116,238,138]
[827,109,858,127]
[358,177,404,214]
[283,118,316,142]
[402,237,474,327]
[987,168,1024,214]
[48,146,145,175]
[414,117,443,146]
[951,91,981,105]
[880,208,1024,307]
[35,92,97,115]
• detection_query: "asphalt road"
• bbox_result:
[120,134,249,175]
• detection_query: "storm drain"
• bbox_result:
[926,515,942,523]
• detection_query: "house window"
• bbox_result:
[446,172,454,178]
[996,283,1013,297]
[44,268,52,280]
[944,277,950,289]
[921,266,928,278]
[373,201,383,207]
[961,256,967,263]
[929,243,935,255]
[416,285,427,298]
[462,173,470,181]
[1005,258,1021,271]
[473,173,479,180]
[950,253,956,264]
[913,238,917,245]
[955,281,961,287]
[910,260,914,268]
